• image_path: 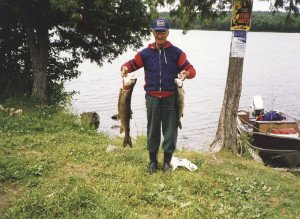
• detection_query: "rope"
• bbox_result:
[222,103,238,115]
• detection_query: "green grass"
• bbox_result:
[1,100,300,218]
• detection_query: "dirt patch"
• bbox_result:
[268,196,280,207]
[0,188,9,215]
[21,150,43,158]
[0,184,21,216]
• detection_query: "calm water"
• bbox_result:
[65,30,300,151]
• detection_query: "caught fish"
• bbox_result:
[175,78,185,129]
[118,75,137,147]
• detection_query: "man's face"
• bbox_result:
[153,30,169,46]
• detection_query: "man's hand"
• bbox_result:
[121,66,128,78]
[178,70,189,81]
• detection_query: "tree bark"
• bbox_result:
[210,56,244,153]
[24,12,49,103]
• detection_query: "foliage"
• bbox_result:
[1,100,300,218]
[0,0,152,101]
[0,20,32,100]
[158,0,231,32]
[50,0,151,65]
[237,132,256,158]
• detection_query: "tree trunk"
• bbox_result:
[210,56,244,153]
[24,12,49,103]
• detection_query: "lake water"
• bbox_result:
[65,30,300,151]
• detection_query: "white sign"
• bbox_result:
[231,31,247,58]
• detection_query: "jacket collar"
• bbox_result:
[148,41,173,50]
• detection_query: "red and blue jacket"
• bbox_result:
[122,41,196,98]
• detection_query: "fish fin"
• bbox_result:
[123,136,133,148]
[178,121,182,129]
[111,114,119,120]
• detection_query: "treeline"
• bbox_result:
[163,12,300,32]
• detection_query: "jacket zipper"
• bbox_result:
[159,50,162,93]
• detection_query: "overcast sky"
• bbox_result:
[253,0,272,11]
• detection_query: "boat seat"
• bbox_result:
[254,121,298,133]
[270,128,297,134]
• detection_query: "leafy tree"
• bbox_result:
[0,17,32,100]
[0,0,151,102]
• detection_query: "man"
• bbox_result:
[121,18,196,173]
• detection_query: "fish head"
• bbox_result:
[123,75,137,89]
[175,78,183,88]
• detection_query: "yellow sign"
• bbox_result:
[231,0,253,31]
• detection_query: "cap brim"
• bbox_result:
[153,27,169,31]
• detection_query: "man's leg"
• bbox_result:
[146,94,162,173]
[161,95,177,172]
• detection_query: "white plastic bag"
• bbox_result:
[171,157,198,171]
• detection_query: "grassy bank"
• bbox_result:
[1,100,300,218]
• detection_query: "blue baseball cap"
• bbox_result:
[152,18,169,31]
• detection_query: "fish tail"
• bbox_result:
[123,135,133,147]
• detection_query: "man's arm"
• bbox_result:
[177,52,196,80]
[120,52,143,78]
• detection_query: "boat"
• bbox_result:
[237,95,300,167]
